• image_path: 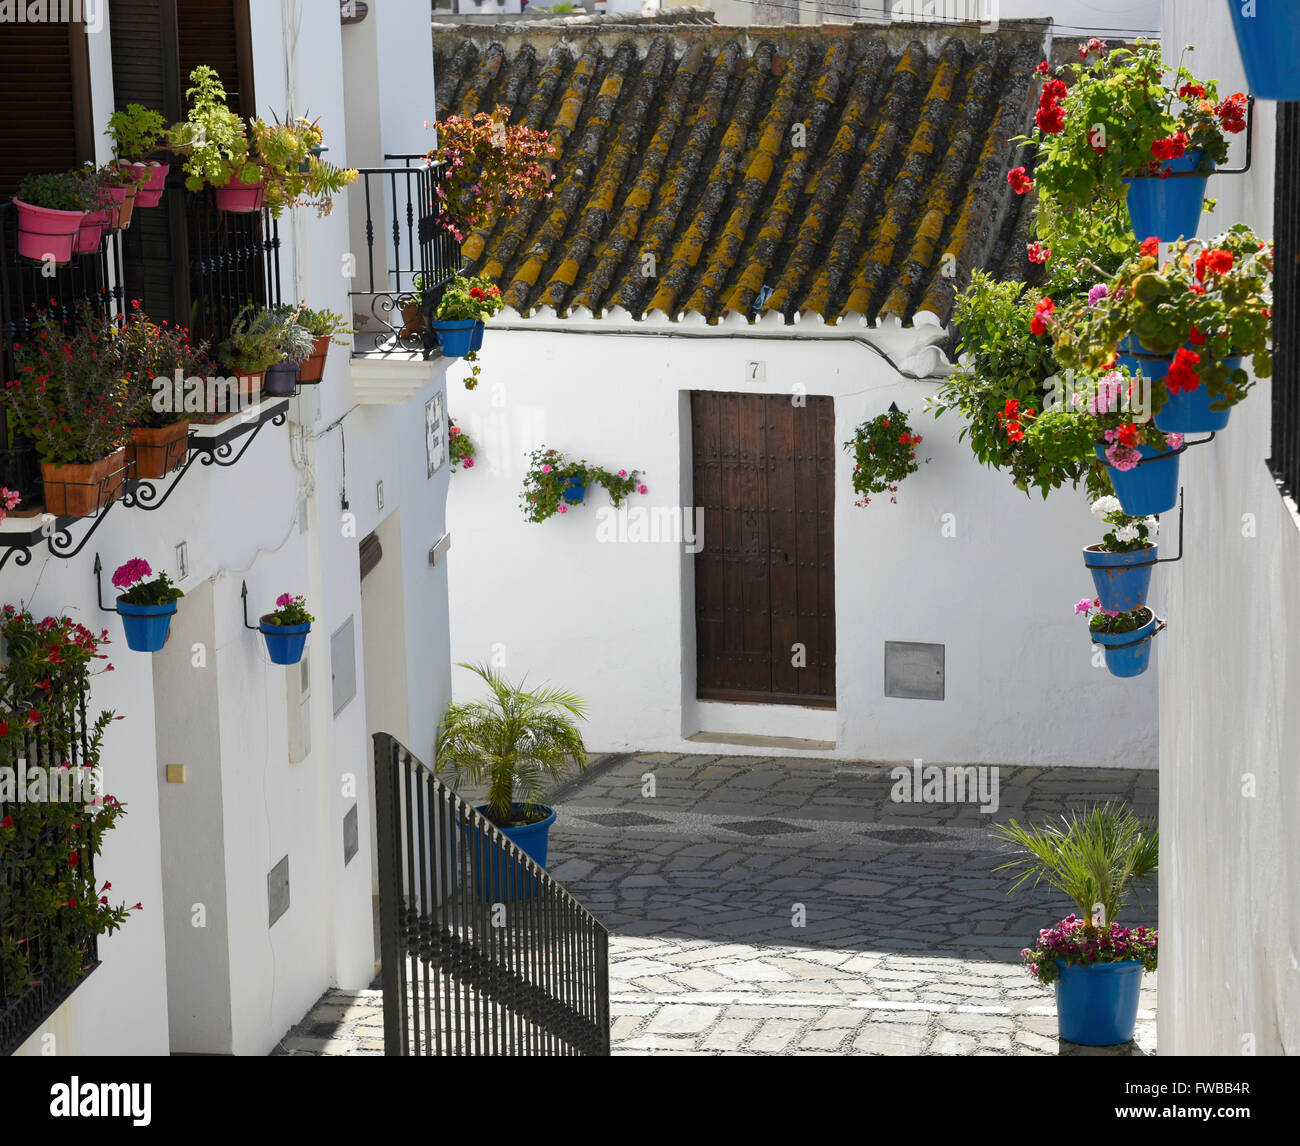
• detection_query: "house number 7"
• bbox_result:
[746,361,765,384]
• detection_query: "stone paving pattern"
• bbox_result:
[275,753,1158,1056]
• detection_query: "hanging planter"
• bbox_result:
[74,204,115,255]
[1094,443,1181,517]
[293,308,350,382]
[1122,150,1212,243]
[1078,601,1161,678]
[431,318,476,358]
[264,360,299,396]
[1083,497,1159,614]
[123,161,169,208]
[214,173,266,213]
[112,558,184,653]
[13,198,86,264]
[469,320,485,353]
[257,593,314,665]
[562,476,586,504]
[127,420,191,481]
[1228,1,1300,101]
[520,447,647,522]
[107,104,170,207]
[297,335,331,382]
[40,448,129,518]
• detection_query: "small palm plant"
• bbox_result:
[991,803,1158,928]
[435,664,588,828]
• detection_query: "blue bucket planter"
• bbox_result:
[562,477,586,504]
[432,318,476,358]
[1095,443,1180,517]
[117,600,178,653]
[469,320,484,352]
[1123,150,1211,243]
[1055,959,1145,1045]
[463,803,556,901]
[1228,1,1300,101]
[1091,613,1158,678]
[1083,545,1156,614]
[259,618,311,665]
[1155,356,1241,434]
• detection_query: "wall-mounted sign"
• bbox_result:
[426,392,446,477]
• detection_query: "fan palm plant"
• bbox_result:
[990,803,1158,928]
[435,663,588,828]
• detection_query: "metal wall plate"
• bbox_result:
[268,855,291,928]
[331,616,357,716]
[343,804,359,865]
[884,641,945,701]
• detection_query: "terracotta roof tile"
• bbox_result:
[434,22,1044,326]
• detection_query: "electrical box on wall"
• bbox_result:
[331,616,357,716]
[884,641,946,701]
[286,658,311,763]
[267,855,291,928]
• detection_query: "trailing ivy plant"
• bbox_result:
[0,607,138,996]
[519,447,646,523]
[844,410,927,507]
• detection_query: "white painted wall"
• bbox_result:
[10,0,454,1057]
[446,324,1158,768]
[1156,0,1299,1057]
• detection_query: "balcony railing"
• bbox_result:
[375,733,611,1055]
[1271,103,1299,504]
[0,680,101,1056]
[349,157,462,359]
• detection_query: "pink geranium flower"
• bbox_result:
[111,558,152,590]
[276,593,294,608]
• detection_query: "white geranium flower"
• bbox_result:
[1090,496,1121,519]
[1114,523,1140,543]
[1144,516,1159,537]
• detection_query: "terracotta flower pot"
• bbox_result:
[297,335,331,383]
[191,371,264,424]
[103,183,137,229]
[13,199,85,264]
[215,175,266,213]
[400,300,427,339]
[128,420,191,480]
[40,447,128,517]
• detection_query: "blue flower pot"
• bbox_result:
[1123,150,1211,243]
[469,320,484,352]
[1054,959,1145,1045]
[1095,443,1180,517]
[463,803,556,901]
[259,618,310,665]
[1091,614,1158,678]
[117,600,178,653]
[562,477,586,504]
[432,319,476,358]
[1083,544,1156,613]
[1228,1,1300,101]
[1114,337,1171,386]
[1154,356,1241,434]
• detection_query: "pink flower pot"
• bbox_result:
[13,199,86,264]
[122,161,168,208]
[214,175,266,213]
[74,205,114,254]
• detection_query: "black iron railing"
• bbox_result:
[0,201,125,510]
[374,733,610,1056]
[1271,103,1300,504]
[349,157,461,358]
[187,188,282,348]
[0,682,101,1056]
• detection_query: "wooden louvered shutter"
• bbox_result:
[0,21,93,198]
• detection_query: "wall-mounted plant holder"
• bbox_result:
[93,553,178,652]
[242,581,311,665]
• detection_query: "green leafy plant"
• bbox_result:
[217,305,284,374]
[168,66,259,192]
[519,447,646,523]
[1075,599,1154,635]
[109,300,213,429]
[295,306,353,345]
[0,606,138,995]
[1019,39,1247,228]
[265,305,317,365]
[106,104,168,162]
[1089,495,1157,553]
[1052,225,1273,415]
[435,663,588,829]
[844,410,927,506]
[15,170,95,212]
[265,593,313,626]
[249,114,357,218]
[449,421,475,472]
[433,274,504,322]
[6,311,141,466]
[428,108,557,241]
[112,558,184,607]
[992,803,1158,985]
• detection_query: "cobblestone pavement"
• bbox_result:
[275,753,1158,1056]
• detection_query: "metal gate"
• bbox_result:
[374,732,611,1055]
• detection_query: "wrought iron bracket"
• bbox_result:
[92,552,120,614]
[1099,616,1168,651]
[1182,431,1216,448]
[0,498,122,571]
[1122,488,1185,567]
[240,581,260,630]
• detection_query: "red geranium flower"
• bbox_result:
[1007,166,1034,195]
[1027,242,1051,264]
[1139,236,1160,259]
[1151,131,1189,162]
[1029,296,1055,336]
[1188,325,1207,346]
[1166,347,1203,394]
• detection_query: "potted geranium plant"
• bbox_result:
[113,558,184,652]
[1075,597,1161,677]
[1227,4,1300,102]
[12,170,94,263]
[845,409,926,507]
[519,447,646,522]
[111,301,210,480]
[5,311,138,516]
[992,804,1158,1047]
[294,306,351,382]
[259,593,313,666]
[449,422,476,471]
[435,663,588,885]
[106,103,170,207]
[1084,496,1158,614]
[1052,226,1273,435]
[430,275,486,358]
[1019,39,1248,242]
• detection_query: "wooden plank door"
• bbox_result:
[691,391,836,707]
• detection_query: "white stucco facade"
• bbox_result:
[1156,0,1299,1057]
[6,0,453,1056]
[446,321,1158,768]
